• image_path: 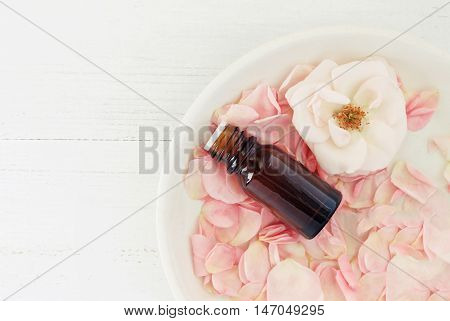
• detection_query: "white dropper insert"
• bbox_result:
[203,121,228,152]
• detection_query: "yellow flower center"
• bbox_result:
[333,104,367,131]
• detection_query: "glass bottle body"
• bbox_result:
[205,124,342,239]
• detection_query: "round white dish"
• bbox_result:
[156,26,450,300]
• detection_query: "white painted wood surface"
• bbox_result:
[0,0,448,300]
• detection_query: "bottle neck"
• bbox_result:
[204,124,258,175]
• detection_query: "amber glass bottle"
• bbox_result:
[204,123,342,239]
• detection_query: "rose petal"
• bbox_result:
[318,267,345,300]
[212,267,242,297]
[335,270,358,300]
[338,254,359,289]
[429,135,450,160]
[278,243,308,266]
[328,118,351,147]
[247,114,292,145]
[380,196,422,228]
[358,272,386,300]
[238,254,248,284]
[423,194,450,263]
[215,223,239,243]
[405,90,439,131]
[230,207,262,246]
[205,243,236,274]
[237,282,265,300]
[202,199,239,228]
[374,178,400,204]
[191,234,216,277]
[391,161,436,204]
[299,236,326,260]
[259,223,299,244]
[333,207,362,259]
[268,243,280,266]
[202,157,247,204]
[242,241,270,283]
[316,228,346,259]
[198,213,215,238]
[358,229,391,273]
[357,205,396,234]
[279,64,314,98]
[184,158,208,199]
[191,234,215,259]
[239,84,281,119]
[385,255,450,300]
[331,58,396,98]
[219,104,260,128]
[267,259,324,300]
[260,207,278,229]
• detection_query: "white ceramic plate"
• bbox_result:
[156,26,450,300]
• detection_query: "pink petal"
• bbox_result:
[423,195,450,263]
[234,247,244,265]
[358,229,391,273]
[201,157,247,204]
[259,223,299,244]
[405,89,439,131]
[268,243,280,266]
[274,123,300,157]
[267,259,324,300]
[279,64,314,98]
[381,197,422,228]
[429,135,450,160]
[212,267,242,297]
[335,270,358,300]
[357,205,396,234]
[318,267,345,300]
[335,172,382,209]
[198,213,216,239]
[217,104,260,128]
[230,207,262,246]
[192,256,209,277]
[246,114,292,145]
[313,260,337,275]
[390,227,422,257]
[239,84,281,119]
[332,207,363,259]
[373,178,400,204]
[242,241,270,283]
[338,254,359,289]
[210,104,231,125]
[184,158,208,200]
[238,254,249,284]
[191,234,215,259]
[202,199,239,228]
[237,282,265,300]
[299,236,326,260]
[358,272,386,300]
[391,161,436,204]
[260,207,279,229]
[316,228,346,259]
[277,243,308,266]
[191,234,216,277]
[239,198,263,212]
[205,243,236,274]
[296,139,318,173]
[215,223,239,243]
[386,255,441,300]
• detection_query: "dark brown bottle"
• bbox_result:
[204,123,342,239]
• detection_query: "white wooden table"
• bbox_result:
[0,0,448,300]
